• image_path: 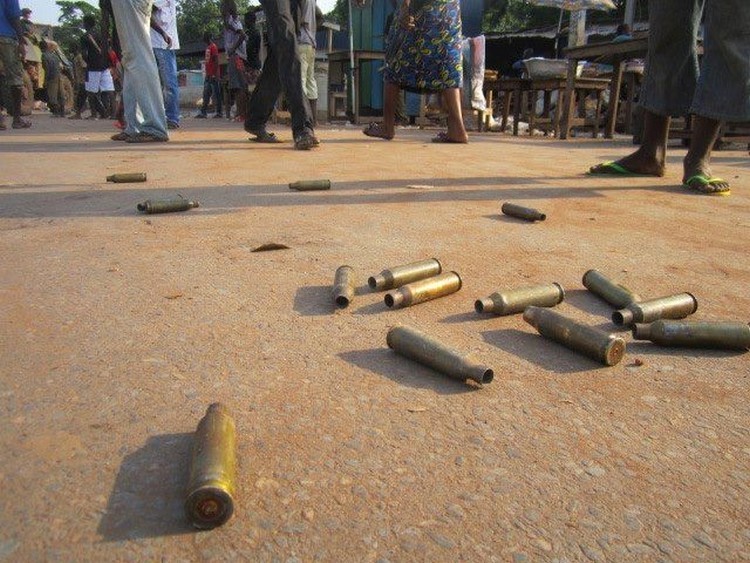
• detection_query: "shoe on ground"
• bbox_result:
[167,121,180,129]
[12,118,31,129]
[213,113,223,119]
[125,132,168,143]
[111,132,130,141]
[294,131,317,150]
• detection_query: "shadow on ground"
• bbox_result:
[97,433,194,541]
[294,285,335,317]
[339,348,481,394]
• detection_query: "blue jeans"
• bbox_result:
[153,48,180,124]
[201,76,222,116]
[640,0,750,122]
[110,0,168,138]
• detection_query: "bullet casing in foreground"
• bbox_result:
[185,403,236,529]
[332,265,355,308]
[384,271,461,308]
[582,269,640,308]
[387,325,494,385]
[137,198,200,214]
[501,202,546,221]
[368,258,442,291]
[523,306,626,366]
[633,320,750,350]
[612,292,698,326]
[107,172,147,183]
[475,283,564,316]
[289,180,331,191]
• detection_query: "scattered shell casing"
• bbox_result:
[501,202,546,221]
[582,269,641,308]
[289,180,331,191]
[475,283,565,316]
[632,320,750,350]
[136,198,200,214]
[368,258,442,291]
[332,265,355,309]
[384,271,461,309]
[107,172,147,183]
[612,293,698,326]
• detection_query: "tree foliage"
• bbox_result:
[177,0,254,45]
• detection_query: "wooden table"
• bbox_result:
[327,50,385,124]
[560,37,648,140]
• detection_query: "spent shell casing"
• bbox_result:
[582,269,641,308]
[501,202,546,221]
[185,403,236,529]
[368,258,442,291]
[523,306,626,366]
[387,325,494,385]
[106,172,147,183]
[632,320,750,350]
[289,179,331,191]
[136,198,200,214]
[384,271,461,309]
[475,282,565,316]
[332,265,355,308]
[612,292,698,326]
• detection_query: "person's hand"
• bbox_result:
[399,6,415,30]
[164,34,172,47]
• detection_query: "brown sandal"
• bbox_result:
[363,122,393,140]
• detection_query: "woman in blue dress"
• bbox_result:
[363,0,468,143]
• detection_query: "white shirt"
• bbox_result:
[150,0,180,50]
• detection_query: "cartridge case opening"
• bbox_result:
[185,487,234,529]
[481,369,494,384]
[384,293,397,308]
[367,276,379,289]
[474,299,489,313]
[335,295,350,308]
[136,203,147,212]
[612,311,627,325]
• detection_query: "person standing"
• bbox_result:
[109,0,169,143]
[222,0,248,121]
[195,32,222,118]
[243,0,317,149]
[41,40,65,116]
[68,46,87,119]
[0,0,31,129]
[297,0,318,125]
[150,0,180,129]
[81,14,112,119]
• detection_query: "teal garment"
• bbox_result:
[384,0,463,92]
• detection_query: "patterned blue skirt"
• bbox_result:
[383,0,463,92]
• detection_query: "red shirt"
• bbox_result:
[204,42,219,78]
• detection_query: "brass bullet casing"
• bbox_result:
[475,283,565,316]
[136,198,200,214]
[106,172,147,183]
[368,258,443,291]
[633,320,750,351]
[612,292,698,326]
[384,271,461,309]
[501,202,546,221]
[523,306,626,366]
[185,403,236,529]
[332,265,355,309]
[387,325,494,385]
[289,180,331,191]
[582,269,641,308]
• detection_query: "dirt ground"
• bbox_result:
[0,114,748,562]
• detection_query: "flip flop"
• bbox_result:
[587,161,639,176]
[431,132,468,144]
[362,122,393,140]
[683,174,731,196]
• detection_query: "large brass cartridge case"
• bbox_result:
[501,202,546,221]
[475,283,565,316]
[387,325,494,385]
[582,269,641,308]
[384,271,461,309]
[332,265,355,309]
[185,403,236,529]
[633,320,750,350]
[137,198,200,214]
[289,180,331,191]
[106,172,147,183]
[368,258,442,291]
[612,292,698,326]
[523,306,626,366]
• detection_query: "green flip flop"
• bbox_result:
[587,161,637,176]
[683,174,731,196]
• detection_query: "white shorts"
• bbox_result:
[85,70,115,93]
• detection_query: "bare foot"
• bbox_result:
[589,147,665,176]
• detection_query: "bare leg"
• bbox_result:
[589,109,668,175]
[363,80,398,139]
[682,114,729,194]
[440,88,468,143]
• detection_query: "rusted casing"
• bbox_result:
[137,198,200,214]
[387,325,494,385]
[185,403,236,529]
[633,320,750,350]
[384,272,461,309]
[523,306,626,366]
[613,293,698,326]
[501,202,546,221]
[107,172,147,183]
[475,283,564,316]
[289,180,331,191]
[582,269,641,308]
[368,258,442,291]
[332,265,355,309]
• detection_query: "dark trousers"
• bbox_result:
[201,76,222,116]
[245,0,313,137]
[74,84,87,114]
